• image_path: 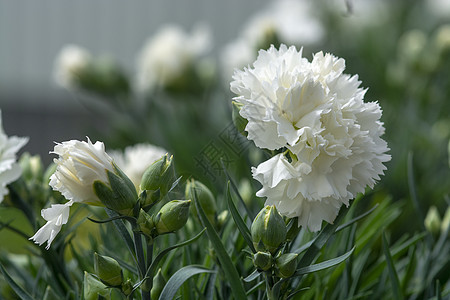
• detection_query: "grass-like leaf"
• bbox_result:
[192,186,248,299]
[104,208,136,259]
[243,269,261,282]
[0,264,35,300]
[382,232,404,300]
[293,246,355,276]
[407,153,425,231]
[226,182,256,253]
[145,229,206,281]
[158,265,216,300]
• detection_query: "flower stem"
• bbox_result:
[133,231,150,300]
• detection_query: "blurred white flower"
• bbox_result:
[110,143,167,188]
[221,0,323,81]
[136,23,212,92]
[232,45,390,231]
[53,45,91,89]
[0,111,28,203]
[31,138,116,249]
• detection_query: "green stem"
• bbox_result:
[146,237,154,294]
[265,273,276,300]
[133,232,150,300]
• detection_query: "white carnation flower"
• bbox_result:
[0,111,28,203]
[232,44,390,231]
[31,138,117,249]
[110,143,167,188]
[53,45,91,89]
[136,23,212,92]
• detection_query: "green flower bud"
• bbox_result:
[139,154,175,206]
[121,279,133,296]
[275,253,298,278]
[217,210,229,229]
[94,253,123,287]
[252,251,273,271]
[424,206,441,235]
[232,101,248,136]
[151,268,167,300]
[154,200,191,235]
[83,272,110,300]
[185,179,217,225]
[137,209,155,238]
[251,205,286,254]
[93,164,138,216]
[19,153,44,181]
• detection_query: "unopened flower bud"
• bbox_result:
[83,271,110,300]
[140,154,175,206]
[185,179,217,225]
[217,210,229,229]
[154,200,190,235]
[252,251,273,271]
[424,206,441,235]
[151,268,167,300]
[19,153,44,181]
[94,253,123,287]
[232,101,248,136]
[251,205,286,254]
[121,279,133,296]
[275,253,298,278]
[137,209,155,238]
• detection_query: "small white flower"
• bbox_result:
[0,111,28,203]
[136,23,212,92]
[31,138,117,249]
[233,45,390,231]
[53,45,91,89]
[110,143,167,188]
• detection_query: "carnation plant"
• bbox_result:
[1,1,449,299]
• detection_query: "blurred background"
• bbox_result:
[1,0,449,232]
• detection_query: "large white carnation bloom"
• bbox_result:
[0,112,28,203]
[31,138,116,249]
[53,45,91,89]
[232,44,390,231]
[110,143,167,188]
[136,23,211,92]
[221,0,323,82]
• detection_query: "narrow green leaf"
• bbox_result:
[293,246,355,276]
[226,182,256,253]
[246,281,265,296]
[0,264,35,300]
[192,186,248,299]
[158,265,216,300]
[145,229,206,280]
[382,232,404,300]
[243,269,261,282]
[221,160,254,220]
[297,204,351,268]
[335,204,379,233]
[104,208,136,262]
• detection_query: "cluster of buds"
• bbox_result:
[250,205,298,278]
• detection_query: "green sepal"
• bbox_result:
[275,253,298,278]
[83,271,111,300]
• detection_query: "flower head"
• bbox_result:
[110,143,167,188]
[136,23,211,92]
[31,138,137,249]
[0,111,28,203]
[53,45,91,89]
[232,45,390,231]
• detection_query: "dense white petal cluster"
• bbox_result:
[231,45,390,231]
[31,138,115,249]
[53,45,91,89]
[221,0,323,81]
[136,24,211,92]
[110,143,167,188]
[0,112,28,203]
